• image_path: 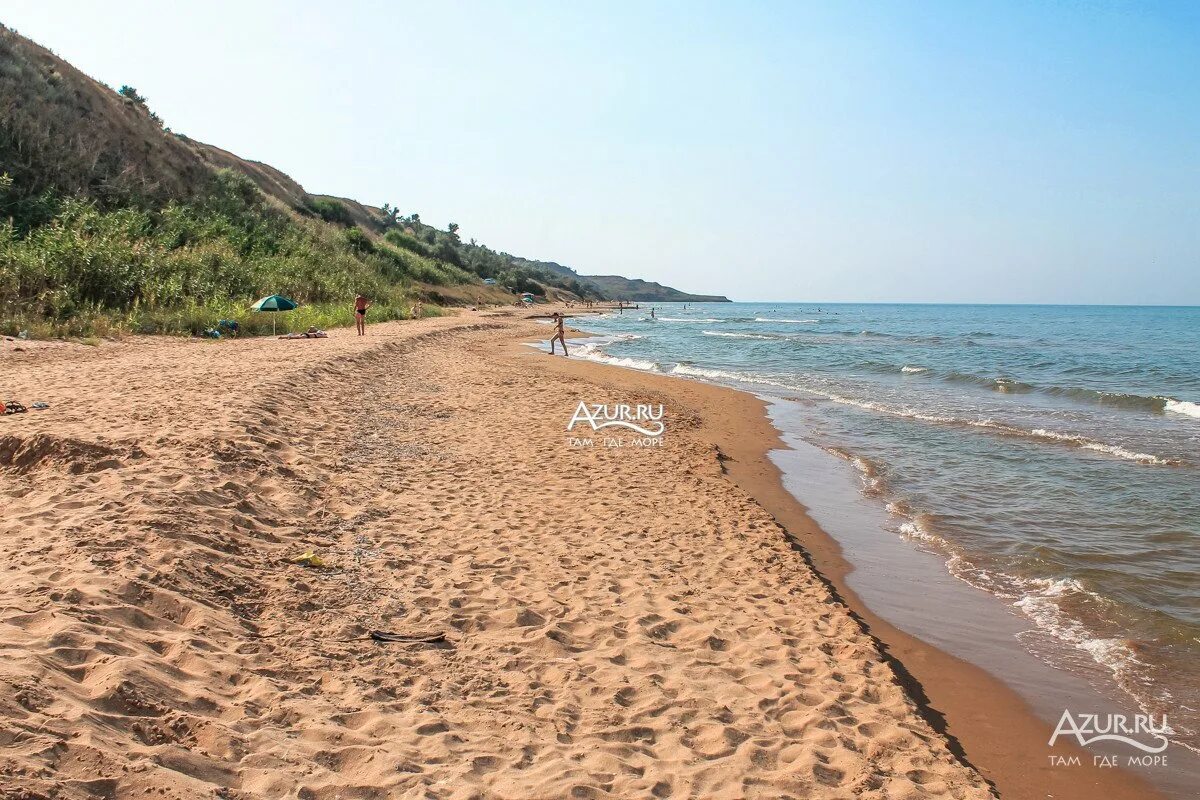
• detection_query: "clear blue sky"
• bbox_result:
[4,1,1197,303]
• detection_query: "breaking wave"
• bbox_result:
[1164,399,1200,419]
[569,337,658,371]
[943,371,1035,393]
[702,331,778,340]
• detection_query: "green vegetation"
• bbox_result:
[0,157,601,337]
[384,229,431,257]
[0,169,470,336]
[379,211,604,301]
[0,23,630,340]
[117,84,163,127]
[303,195,353,226]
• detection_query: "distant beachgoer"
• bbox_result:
[549,312,568,356]
[650,307,656,319]
[354,294,371,336]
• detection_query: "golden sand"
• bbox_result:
[0,311,1158,799]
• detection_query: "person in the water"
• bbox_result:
[548,312,568,356]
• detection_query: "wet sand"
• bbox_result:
[0,310,1160,798]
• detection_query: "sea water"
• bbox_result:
[572,302,1200,756]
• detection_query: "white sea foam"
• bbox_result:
[870,477,1156,726]
[1013,579,1140,681]
[570,340,658,371]
[971,571,1170,732]
[753,317,818,323]
[702,331,776,340]
[658,317,721,323]
[1028,428,1171,465]
[1029,576,1086,596]
[920,531,1176,747]
[579,352,659,371]
[668,364,797,391]
[894,518,954,550]
[889,534,1154,728]
[1164,398,1200,419]
[842,454,882,493]
[900,365,929,373]
[670,364,739,380]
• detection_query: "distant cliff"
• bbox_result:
[514,260,729,303]
[579,276,730,303]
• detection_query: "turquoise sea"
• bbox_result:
[570,302,1200,753]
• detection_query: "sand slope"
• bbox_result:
[0,315,992,798]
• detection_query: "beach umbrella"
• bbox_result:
[250,294,298,335]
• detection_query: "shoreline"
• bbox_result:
[0,310,1167,798]
[536,317,1166,799]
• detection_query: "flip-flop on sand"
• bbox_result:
[4,401,27,415]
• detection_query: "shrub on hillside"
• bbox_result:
[118,85,147,104]
[435,239,464,267]
[384,229,431,257]
[342,226,375,255]
[116,85,163,127]
[303,195,352,226]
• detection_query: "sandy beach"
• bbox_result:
[0,311,1162,799]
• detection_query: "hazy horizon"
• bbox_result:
[3,1,1197,305]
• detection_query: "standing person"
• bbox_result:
[650,307,656,319]
[354,294,370,336]
[548,312,568,356]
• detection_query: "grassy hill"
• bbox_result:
[0,24,723,337]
